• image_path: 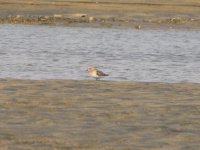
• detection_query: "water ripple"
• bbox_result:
[0,24,200,83]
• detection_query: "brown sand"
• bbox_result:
[0,0,200,28]
[0,79,200,149]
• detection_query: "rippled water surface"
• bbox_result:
[0,24,199,82]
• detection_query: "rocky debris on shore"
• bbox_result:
[0,14,99,25]
[0,14,199,28]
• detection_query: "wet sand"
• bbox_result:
[0,0,200,28]
[0,79,200,149]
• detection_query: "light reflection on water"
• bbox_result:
[0,24,199,83]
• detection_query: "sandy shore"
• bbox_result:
[0,0,200,29]
[0,79,200,149]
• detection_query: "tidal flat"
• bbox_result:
[0,0,200,29]
[0,79,200,149]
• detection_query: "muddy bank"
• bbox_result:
[0,79,200,149]
[0,0,200,29]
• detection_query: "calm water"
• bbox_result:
[0,24,199,83]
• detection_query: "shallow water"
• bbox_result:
[0,24,199,83]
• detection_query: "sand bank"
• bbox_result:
[0,79,200,149]
[0,0,200,29]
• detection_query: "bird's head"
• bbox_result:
[87,66,96,72]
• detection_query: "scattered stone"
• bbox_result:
[89,16,94,22]
[72,13,87,18]
[135,25,141,30]
[108,17,115,22]
[169,17,182,24]
[81,14,87,18]
[54,14,63,18]
[190,18,195,21]
[101,19,105,23]
[16,15,22,19]
[44,16,50,19]
[39,16,48,21]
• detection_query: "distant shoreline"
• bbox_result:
[0,0,200,29]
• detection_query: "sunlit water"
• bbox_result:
[0,24,199,83]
